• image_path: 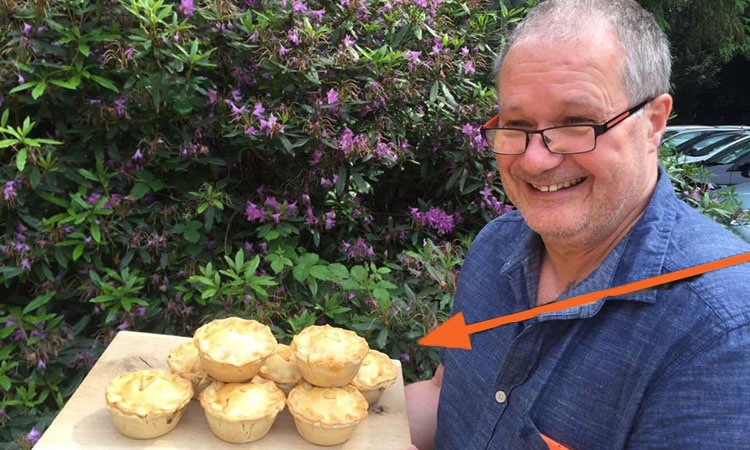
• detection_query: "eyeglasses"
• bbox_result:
[480,98,652,155]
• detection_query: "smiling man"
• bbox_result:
[405,0,750,449]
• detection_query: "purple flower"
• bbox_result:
[278,45,290,56]
[132,148,143,160]
[265,196,281,210]
[400,352,410,363]
[37,358,46,371]
[341,237,375,261]
[22,22,33,35]
[253,102,265,119]
[324,211,336,230]
[24,428,41,446]
[292,0,308,12]
[179,0,195,16]
[17,73,25,85]
[308,150,323,166]
[326,88,339,105]
[304,207,319,225]
[309,8,325,21]
[3,180,17,201]
[343,34,356,47]
[463,60,475,74]
[244,201,264,222]
[207,89,218,105]
[289,29,300,45]
[113,96,127,117]
[403,51,421,64]
[244,126,257,135]
[410,206,459,235]
[461,46,470,56]
[0,408,6,419]
[124,47,135,59]
[231,89,242,102]
[224,99,247,119]
[21,258,31,272]
[117,320,129,330]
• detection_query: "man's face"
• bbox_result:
[495,29,658,247]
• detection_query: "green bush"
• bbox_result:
[0,0,746,447]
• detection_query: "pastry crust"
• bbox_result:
[105,369,193,439]
[199,377,286,443]
[291,325,369,387]
[193,317,277,382]
[166,341,211,398]
[351,349,398,405]
[286,382,368,446]
[259,343,303,394]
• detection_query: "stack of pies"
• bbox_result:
[105,317,400,445]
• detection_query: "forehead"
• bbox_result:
[497,26,627,112]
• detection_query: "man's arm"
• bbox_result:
[405,363,444,450]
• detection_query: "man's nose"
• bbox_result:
[519,132,564,173]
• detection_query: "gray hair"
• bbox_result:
[493,0,671,103]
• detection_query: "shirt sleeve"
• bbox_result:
[625,325,750,449]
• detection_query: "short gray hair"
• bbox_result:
[493,0,671,103]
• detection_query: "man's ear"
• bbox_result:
[644,93,673,153]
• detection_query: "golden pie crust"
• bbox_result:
[291,324,369,387]
[193,317,277,382]
[105,369,193,439]
[199,377,286,443]
[351,349,398,405]
[258,343,303,395]
[286,382,368,446]
[167,341,211,398]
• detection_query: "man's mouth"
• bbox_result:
[530,177,586,192]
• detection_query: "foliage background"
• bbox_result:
[0,0,747,448]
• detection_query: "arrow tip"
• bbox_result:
[418,312,472,349]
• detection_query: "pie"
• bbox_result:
[291,324,369,387]
[193,317,277,382]
[166,341,211,398]
[350,349,398,405]
[258,343,302,394]
[105,369,193,439]
[286,382,368,446]
[199,376,286,443]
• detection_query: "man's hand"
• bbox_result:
[404,364,444,450]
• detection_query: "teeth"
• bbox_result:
[532,177,584,192]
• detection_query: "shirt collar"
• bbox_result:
[498,164,678,322]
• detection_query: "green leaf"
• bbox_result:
[0,375,10,391]
[183,228,200,243]
[309,265,331,281]
[0,139,17,149]
[1,109,8,127]
[9,81,36,94]
[50,76,81,90]
[37,192,69,207]
[129,182,150,199]
[350,265,367,281]
[78,43,90,56]
[292,265,309,283]
[22,291,56,315]
[31,82,47,99]
[90,75,119,92]
[328,263,349,281]
[373,288,390,304]
[91,223,101,243]
[72,244,85,260]
[16,147,27,171]
[375,328,388,349]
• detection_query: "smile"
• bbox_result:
[530,177,586,192]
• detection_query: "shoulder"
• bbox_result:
[663,197,750,331]
[467,211,527,257]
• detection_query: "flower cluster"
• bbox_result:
[409,207,461,235]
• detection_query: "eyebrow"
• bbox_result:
[498,98,603,114]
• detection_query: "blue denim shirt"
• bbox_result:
[436,166,750,449]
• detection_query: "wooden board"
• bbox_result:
[35,330,412,449]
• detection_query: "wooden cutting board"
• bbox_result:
[34,330,412,449]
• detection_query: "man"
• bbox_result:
[406,0,750,448]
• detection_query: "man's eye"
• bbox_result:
[504,121,531,128]
[567,117,594,125]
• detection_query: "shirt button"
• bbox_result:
[495,390,507,404]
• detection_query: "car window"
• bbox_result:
[707,139,750,165]
[689,133,747,156]
[667,130,711,147]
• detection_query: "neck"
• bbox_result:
[536,174,658,306]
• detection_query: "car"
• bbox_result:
[677,131,750,164]
[662,127,720,147]
[715,182,750,243]
[700,136,750,185]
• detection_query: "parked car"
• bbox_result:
[716,182,750,243]
[700,136,750,185]
[662,127,721,147]
[677,131,750,164]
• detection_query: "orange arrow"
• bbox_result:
[419,252,750,349]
